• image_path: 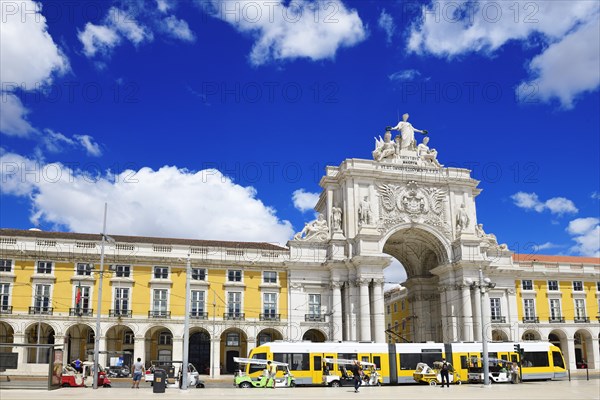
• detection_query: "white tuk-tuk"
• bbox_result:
[322,358,381,387]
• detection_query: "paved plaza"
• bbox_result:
[1,379,599,400]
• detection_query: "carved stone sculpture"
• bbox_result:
[456,203,469,231]
[417,137,442,168]
[372,131,397,161]
[331,206,343,232]
[475,223,508,249]
[358,196,372,226]
[294,213,329,241]
[389,113,428,151]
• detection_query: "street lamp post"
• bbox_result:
[479,269,490,386]
[181,254,191,390]
[93,203,108,390]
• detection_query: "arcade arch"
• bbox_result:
[65,323,94,363]
[302,329,326,342]
[257,328,283,346]
[25,323,54,363]
[106,324,135,367]
[189,328,211,374]
[145,326,173,363]
[492,329,508,342]
[0,322,14,352]
[221,328,247,374]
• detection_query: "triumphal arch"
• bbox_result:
[289,114,512,344]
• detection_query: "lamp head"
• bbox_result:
[464,278,473,286]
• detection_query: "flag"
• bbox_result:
[75,285,82,307]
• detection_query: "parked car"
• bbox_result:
[107,365,130,378]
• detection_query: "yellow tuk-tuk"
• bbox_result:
[413,362,461,386]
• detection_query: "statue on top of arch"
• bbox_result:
[372,113,442,168]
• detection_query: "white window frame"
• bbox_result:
[0,283,10,311]
[152,289,169,314]
[574,299,586,319]
[386,305,391,314]
[226,332,239,346]
[191,268,206,281]
[573,281,583,291]
[263,271,277,284]
[308,294,321,317]
[191,290,205,317]
[158,331,172,345]
[490,297,501,320]
[547,280,559,291]
[123,332,134,345]
[33,283,52,311]
[73,285,92,311]
[0,259,12,272]
[114,287,130,313]
[523,298,536,320]
[227,291,242,316]
[549,299,561,319]
[521,280,533,290]
[227,269,242,282]
[37,261,53,274]
[153,266,169,279]
[263,292,277,317]
[114,264,131,278]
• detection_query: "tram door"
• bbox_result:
[311,354,323,384]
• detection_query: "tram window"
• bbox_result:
[399,353,420,370]
[313,356,321,371]
[511,354,518,363]
[523,352,549,367]
[460,356,468,369]
[500,354,508,361]
[421,352,442,367]
[488,352,498,360]
[292,353,309,370]
[552,352,565,369]
[373,356,381,369]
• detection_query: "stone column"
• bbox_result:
[172,337,183,363]
[246,337,256,357]
[358,278,371,341]
[472,286,481,341]
[566,338,577,370]
[439,286,449,342]
[98,335,107,366]
[13,333,26,370]
[331,282,343,341]
[591,336,600,370]
[461,285,473,341]
[133,335,145,365]
[210,338,221,378]
[446,285,459,342]
[349,282,358,341]
[372,279,385,343]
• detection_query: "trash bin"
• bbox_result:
[167,365,175,378]
[153,369,166,393]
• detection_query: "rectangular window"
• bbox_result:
[191,290,205,317]
[308,294,321,316]
[34,284,51,310]
[0,283,9,311]
[393,303,398,312]
[75,286,91,311]
[549,299,561,319]
[597,282,600,292]
[227,292,241,316]
[114,288,129,312]
[574,299,586,318]
[522,280,533,290]
[0,259,12,272]
[490,297,501,320]
[153,289,168,313]
[263,293,277,317]
[524,299,535,320]
[154,266,168,279]
[76,263,92,276]
[386,305,391,314]
[226,332,239,346]
[191,268,206,281]
[401,300,405,310]
[573,281,583,291]
[124,332,134,345]
[37,261,52,274]
[159,332,172,345]
[228,270,242,282]
[115,265,130,278]
[547,280,558,291]
[263,271,277,283]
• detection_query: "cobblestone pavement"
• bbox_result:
[1,379,599,400]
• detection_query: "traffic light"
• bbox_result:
[514,344,524,357]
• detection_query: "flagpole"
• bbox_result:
[93,203,108,389]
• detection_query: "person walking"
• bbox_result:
[440,358,450,388]
[132,357,144,389]
[266,361,276,389]
[351,360,363,393]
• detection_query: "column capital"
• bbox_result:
[330,281,343,289]
[372,278,385,286]
[355,277,370,286]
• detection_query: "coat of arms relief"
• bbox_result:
[377,181,450,237]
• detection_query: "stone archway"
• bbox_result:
[0,322,14,353]
[189,328,211,374]
[65,323,94,363]
[574,330,594,369]
[492,329,508,342]
[144,326,173,364]
[302,329,326,342]
[382,226,450,342]
[105,324,135,367]
[25,322,54,363]
[522,330,541,341]
[221,328,247,374]
[257,328,283,346]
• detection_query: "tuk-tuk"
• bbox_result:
[413,362,461,386]
[62,362,112,387]
[233,357,295,388]
[322,358,381,387]
[144,360,205,388]
[467,357,512,383]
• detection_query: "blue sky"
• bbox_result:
[1,1,599,283]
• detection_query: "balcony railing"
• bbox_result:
[260,313,280,321]
[29,306,53,315]
[305,314,326,322]
[549,316,565,323]
[109,309,132,318]
[0,306,12,314]
[223,313,245,321]
[148,310,171,319]
[69,307,93,317]
[190,311,208,320]
[491,316,506,323]
[522,316,539,323]
[574,316,590,323]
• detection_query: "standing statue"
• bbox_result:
[455,203,470,231]
[417,137,442,167]
[389,113,428,151]
[294,214,329,241]
[331,206,343,232]
[372,131,397,161]
[358,196,372,226]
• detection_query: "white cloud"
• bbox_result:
[206,0,366,65]
[292,189,320,213]
[78,7,153,58]
[531,242,559,251]
[566,217,600,257]
[0,94,37,137]
[0,151,294,244]
[389,69,421,82]
[592,192,600,200]
[408,1,600,108]
[78,23,121,57]
[378,9,395,44]
[162,16,196,42]
[156,0,172,14]
[384,258,407,290]
[42,129,75,153]
[74,135,103,157]
[511,192,578,215]
[0,0,69,89]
